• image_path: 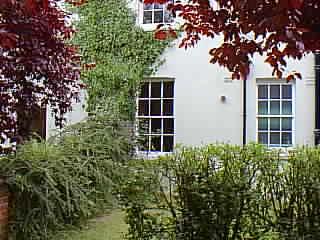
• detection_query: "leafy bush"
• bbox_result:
[119,144,320,240]
[72,0,170,115]
[0,111,133,240]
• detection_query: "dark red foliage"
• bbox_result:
[0,0,84,150]
[146,0,320,81]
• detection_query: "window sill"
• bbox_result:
[136,151,173,159]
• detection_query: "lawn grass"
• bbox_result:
[55,210,127,240]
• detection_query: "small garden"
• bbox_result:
[3,137,320,239]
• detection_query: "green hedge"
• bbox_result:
[119,144,320,240]
[0,112,133,240]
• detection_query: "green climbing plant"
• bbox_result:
[72,0,170,118]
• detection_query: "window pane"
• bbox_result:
[270,118,280,130]
[282,118,292,131]
[138,118,149,134]
[258,133,268,144]
[144,4,153,10]
[151,118,161,134]
[164,9,173,23]
[270,132,280,145]
[270,101,280,115]
[138,100,149,116]
[258,85,268,99]
[154,10,164,23]
[282,101,292,115]
[151,136,161,151]
[258,101,268,115]
[139,83,149,98]
[151,82,161,98]
[282,133,292,145]
[270,85,280,99]
[163,81,174,98]
[163,100,174,116]
[282,85,292,99]
[163,136,174,152]
[163,118,174,134]
[151,100,161,115]
[258,118,268,130]
[143,11,153,24]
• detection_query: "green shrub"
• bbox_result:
[119,144,320,240]
[0,111,133,240]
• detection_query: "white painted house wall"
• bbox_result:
[47,0,316,149]
[46,90,87,138]
[153,35,315,147]
[155,37,243,146]
[135,0,316,149]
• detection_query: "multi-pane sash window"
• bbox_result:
[257,84,294,147]
[137,80,174,152]
[143,0,174,24]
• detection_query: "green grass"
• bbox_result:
[55,210,127,240]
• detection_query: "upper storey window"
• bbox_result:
[143,0,174,24]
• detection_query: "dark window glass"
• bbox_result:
[282,101,292,115]
[151,100,161,115]
[258,132,268,144]
[163,118,174,134]
[270,85,280,99]
[270,101,280,115]
[151,118,161,134]
[154,10,164,23]
[258,118,268,130]
[164,9,174,22]
[151,82,161,98]
[282,85,292,99]
[163,100,173,116]
[270,132,280,145]
[270,118,280,130]
[138,100,149,116]
[258,101,268,115]
[151,136,161,151]
[282,118,292,131]
[163,81,174,98]
[163,136,174,152]
[258,85,268,99]
[143,11,152,24]
[139,83,149,98]
[282,133,292,145]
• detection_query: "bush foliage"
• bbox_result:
[119,144,320,240]
[72,0,170,116]
[0,111,133,240]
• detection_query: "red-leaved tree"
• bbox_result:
[146,0,320,80]
[0,0,84,150]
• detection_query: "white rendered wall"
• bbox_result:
[154,36,316,147]
[46,90,88,138]
[155,37,243,146]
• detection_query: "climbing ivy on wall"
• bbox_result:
[73,0,170,118]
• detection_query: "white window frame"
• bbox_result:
[256,80,295,148]
[138,0,174,27]
[136,78,175,156]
